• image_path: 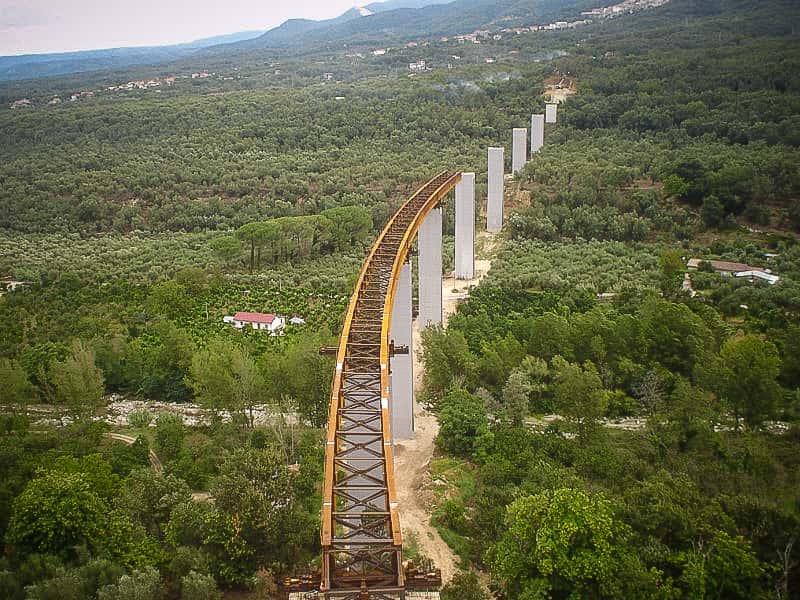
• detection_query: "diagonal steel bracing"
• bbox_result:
[319,172,462,599]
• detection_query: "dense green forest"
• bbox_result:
[1,0,799,597]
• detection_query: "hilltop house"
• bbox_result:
[224,312,286,334]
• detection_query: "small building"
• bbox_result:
[10,98,32,109]
[1,278,32,292]
[409,60,427,73]
[735,270,780,285]
[687,258,780,285]
[227,312,286,334]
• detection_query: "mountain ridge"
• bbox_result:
[0,30,264,82]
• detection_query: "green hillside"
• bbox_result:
[0,1,799,598]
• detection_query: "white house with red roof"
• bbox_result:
[225,312,286,334]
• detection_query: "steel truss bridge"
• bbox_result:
[284,172,463,600]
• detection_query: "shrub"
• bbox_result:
[154,413,185,462]
[97,567,162,600]
[127,410,153,429]
[22,569,86,600]
[441,571,488,600]
[180,571,222,600]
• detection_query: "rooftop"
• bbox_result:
[233,312,276,324]
[687,258,766,273]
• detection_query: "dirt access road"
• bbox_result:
[392,233,496,584]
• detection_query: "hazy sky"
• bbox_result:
[0,0,362,56]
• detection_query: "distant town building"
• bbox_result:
[409,60,427,73]
[10,98,32,109]
[323,72,334,81]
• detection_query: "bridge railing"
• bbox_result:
[320,172,462,597]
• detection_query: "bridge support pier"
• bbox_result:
[487,147,504,233]
[390,261,414,440]
[531,114,544,154]
[546,101,558,124]
[512,128,527,174]
[418,207,443,329]
[455,172,475,280]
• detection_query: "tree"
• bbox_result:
[115,468,192,540]
[0,358,37,408]
[209,447,312,577]
[678,531,765,599]
[0,358,37,432]
[478,333,526,394]
[436,389,493,460]
[523,313,573,362]
[6,470,107,559]
[699,335,781,430]
[633,368,667,417]
[420,327,476,403]
[48,340,105,420]
[639,298,715,376]
[487,488,664,598]
[180,571,221,600]
[208,236,242,266]
[663,174,690,199]
[145,281,191,320]
[154,413,186,461]
[128,320,194,403]
[552,359,607,445]
[97,567,162,600]
[263,331,334,427]
[502,370,532,426]
[92,331,129,391]
[236,223,263,272]
[188,339,267,427]
[701,195,726,228]
[440,571,489,600]
[321,206,373,250]
[658,249,685,298]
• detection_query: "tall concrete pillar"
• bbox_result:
[389,261,414,440]
[487,147,504,233]
[418,207,442,329]
[512,128,527,174]
[531,114,545,153]
[545,101,558,124]
[455,172,475,280]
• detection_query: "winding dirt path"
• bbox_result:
[393,233,496,584]
[103,432,164,472]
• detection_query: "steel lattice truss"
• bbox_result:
[319,172,462,599]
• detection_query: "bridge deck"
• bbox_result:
[320,172,462,598]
